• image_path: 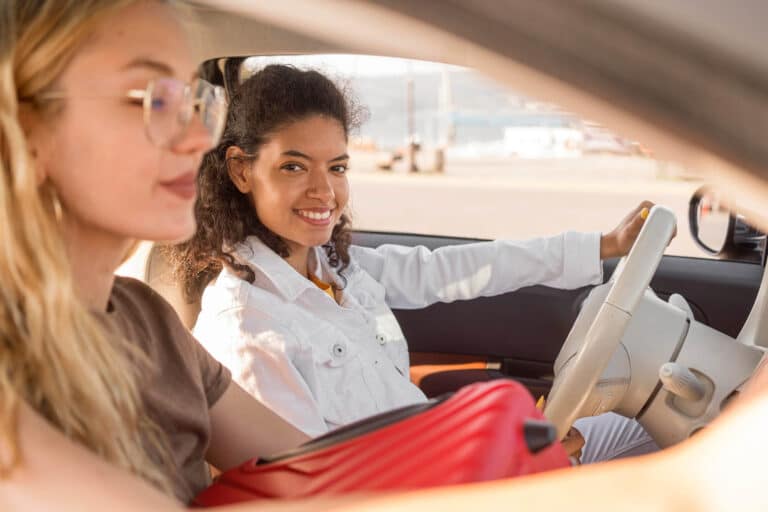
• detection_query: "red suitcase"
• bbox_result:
[195,380,569,506]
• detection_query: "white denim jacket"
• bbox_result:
[193,233,603,437]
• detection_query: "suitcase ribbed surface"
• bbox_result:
[195,380,569,506]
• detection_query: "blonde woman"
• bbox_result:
[0,0,309,508]
[2,2,768,511]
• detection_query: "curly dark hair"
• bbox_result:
[168,63,363,301]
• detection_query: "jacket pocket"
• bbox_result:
[310,330,375,425]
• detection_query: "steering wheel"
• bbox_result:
[544,206,676,439]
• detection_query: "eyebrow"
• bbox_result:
[282,150,349,163]
[329,153,350,163]
[122,58,175,76]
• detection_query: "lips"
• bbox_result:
[160,171,197,200]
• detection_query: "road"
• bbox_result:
[348,153,708,258]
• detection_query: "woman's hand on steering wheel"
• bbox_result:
[537,395,584,461]
[561,427,585,462]
[600,201,677,259]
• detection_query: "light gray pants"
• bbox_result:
[573,413,659,463]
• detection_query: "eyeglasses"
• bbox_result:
[29,78,227,149]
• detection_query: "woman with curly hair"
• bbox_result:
[170,63,656,462]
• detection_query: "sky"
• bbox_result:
[244,54,465,77]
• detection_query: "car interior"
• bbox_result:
[116,0,768,457]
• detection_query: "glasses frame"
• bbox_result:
[26,77,227,149]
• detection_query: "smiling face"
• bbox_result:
[228,115,350,255]
[28,1,215,245]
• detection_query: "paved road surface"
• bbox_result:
[348,153,708,258]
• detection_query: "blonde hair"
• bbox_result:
[0,0,173,493]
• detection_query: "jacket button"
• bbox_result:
[376,334,386,345]
[331,343,346,358]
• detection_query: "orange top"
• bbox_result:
[309,273,336,302]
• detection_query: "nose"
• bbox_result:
[306,168,335,203]
[171,114,215,156]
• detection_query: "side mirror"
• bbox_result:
[689,186,766,263]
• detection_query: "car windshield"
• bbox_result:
[241,54,707,257]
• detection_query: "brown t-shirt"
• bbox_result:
[96,277,231,504]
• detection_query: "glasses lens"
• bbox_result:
[146,78,187,147]
[195,80,227,147]
[144,78,227,148]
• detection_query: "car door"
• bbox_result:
[352,230,763,399]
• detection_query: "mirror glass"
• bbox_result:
[696,191,730,252]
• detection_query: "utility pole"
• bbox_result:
[406,76,418,172]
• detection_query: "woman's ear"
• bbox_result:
[225,146,253,194]
[19,107,51,186]
[30,147,48,186]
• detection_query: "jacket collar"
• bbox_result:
[233,236,340,302]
